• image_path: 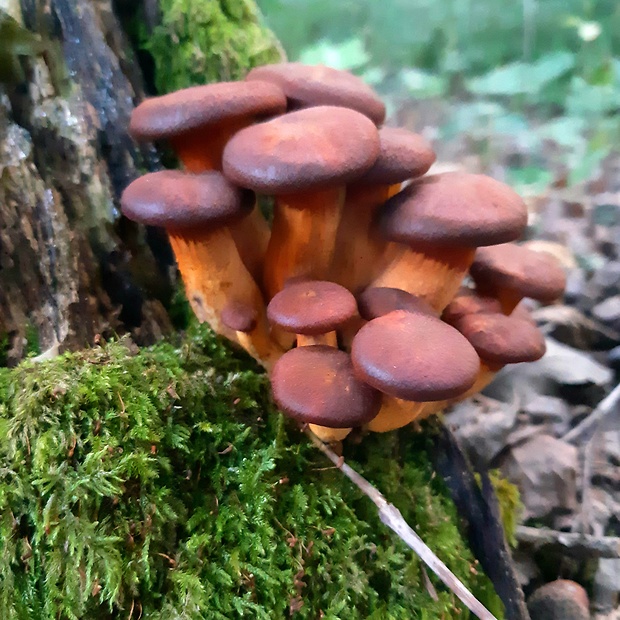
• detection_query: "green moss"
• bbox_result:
[0,325,503,619]
[0,333,9,367]
[143,0,283,93]
[487,471,523,548]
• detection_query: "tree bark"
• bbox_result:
[0,0,176,364]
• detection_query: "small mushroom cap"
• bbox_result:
[351,310,480,401]
[129,81,287,142]
[121,170,253,230]
[271,345,382,427]
[357,287,437,321]
[222,106,380,194]
[379,172,527,247]
[441,288,503,324]
[470,243,567,303]
[450,311,546,364]
[221,301,258,333]
[357,127,436,185]
[246,62,386,125]
[267,280,358,335]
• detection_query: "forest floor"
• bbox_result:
[395,95,620,618]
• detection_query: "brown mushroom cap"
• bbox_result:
[246,62,386,125]
[451,311,546,364]
[128,81,287,142]
[379,172,527,247]
[267,280,357,335]
[221,301,258,333]
[351,310,480,401]
[470,243,567,303]
[222,106,380,194]
[357,127,436,185]
[357,287,437,320]
[441,288,503,324]
[270,345,382,427]
[120,170,253,230]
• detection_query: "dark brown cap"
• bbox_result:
[246,62,386,125]
[450,311,546,364]
[351,310,480,401]
[357,287,436,321]
[129,81,287,142]
[120,170,253,230]
[270,345,381,427]
[357,127,435,185]
[379,172,527,247]
[221,301,258,333]
[442,287,503,324]
[222,106,380,194]
[267,280,357,335]
[470,243,567,303]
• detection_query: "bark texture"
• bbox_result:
[0,0,172,364]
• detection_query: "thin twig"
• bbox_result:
[516,525,620,559]
[562,382,620,445]
[304,428,498,620]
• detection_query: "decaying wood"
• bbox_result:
[431,422,531,620]
[0,0,171,364]
[563,382,620,445]
[516,525,620,559]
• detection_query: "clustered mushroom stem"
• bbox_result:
[172,119,249,173]
[454,361,504,401]
[172,120,271,283]
[371,246,477,312]
[475,285,523,315]
[168,229,280,369]
[263,187,346,298]
[307,424,352,443]
[331,184,399,293]
[297,332,337,347]
[366,396,427,433]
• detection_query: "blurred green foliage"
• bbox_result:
[258,0,620,186]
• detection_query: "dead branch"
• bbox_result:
[516,525,620,559]
[563,382,620,445]
[304,427,498,620]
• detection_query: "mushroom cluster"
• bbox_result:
[121,63,567,443]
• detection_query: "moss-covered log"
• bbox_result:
[0,327,503,619]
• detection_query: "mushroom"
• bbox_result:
[245,62,386,125]
[270,346,382,438]
[330,127,436,293]
[469,242,567,314]
[351,310,480,432]
[267,280,358,347]
[129,81,287,281]
[440,304,546,405]
[357,287,437,320]
[341,286,437,350]
[441,286,504,324]
[223,106,380,299]
[370,172,528,312]
[121,170,282,369]
[267,279,359,441]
